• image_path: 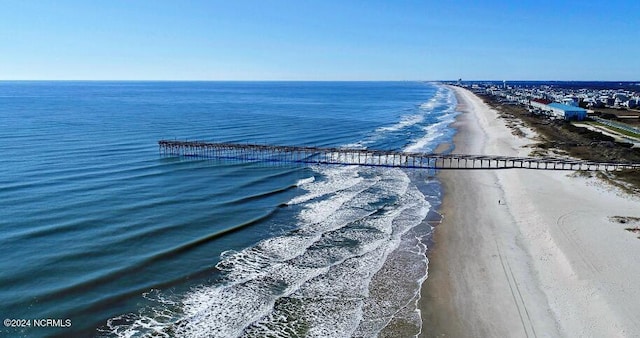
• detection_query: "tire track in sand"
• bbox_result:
[495,239,537,338]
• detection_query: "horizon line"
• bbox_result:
[1,79,639,83]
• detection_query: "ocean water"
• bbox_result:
[0,81,458,337]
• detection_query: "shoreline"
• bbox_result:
[419,85,640,337]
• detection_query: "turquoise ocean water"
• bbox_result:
[0,81,458,337]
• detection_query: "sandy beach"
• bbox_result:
[419,86,640,337]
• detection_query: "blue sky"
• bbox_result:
[1,0,638,81]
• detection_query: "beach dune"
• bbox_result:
[420,86,640,337]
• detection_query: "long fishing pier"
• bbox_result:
[159,140,640,171]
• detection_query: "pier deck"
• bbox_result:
[158,140,640,171]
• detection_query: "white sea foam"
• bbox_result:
[404,117,454,153]
[295,176,315,187]
[287,166,364,206]
[105,163,431,337]
[346,87,453,151]
[187,168,425,337]
[419,88,446,111]
[375,114,424,133]
[340,142,366,149]
[405,91,459,153]
[354,185,431,337]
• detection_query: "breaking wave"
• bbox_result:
[103,164,430,337]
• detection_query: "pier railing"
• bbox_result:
[158,140,640,171]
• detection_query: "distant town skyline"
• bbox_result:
[1,0,639,81]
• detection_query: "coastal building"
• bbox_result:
[530,98,552,111]
[547,102,587,120]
